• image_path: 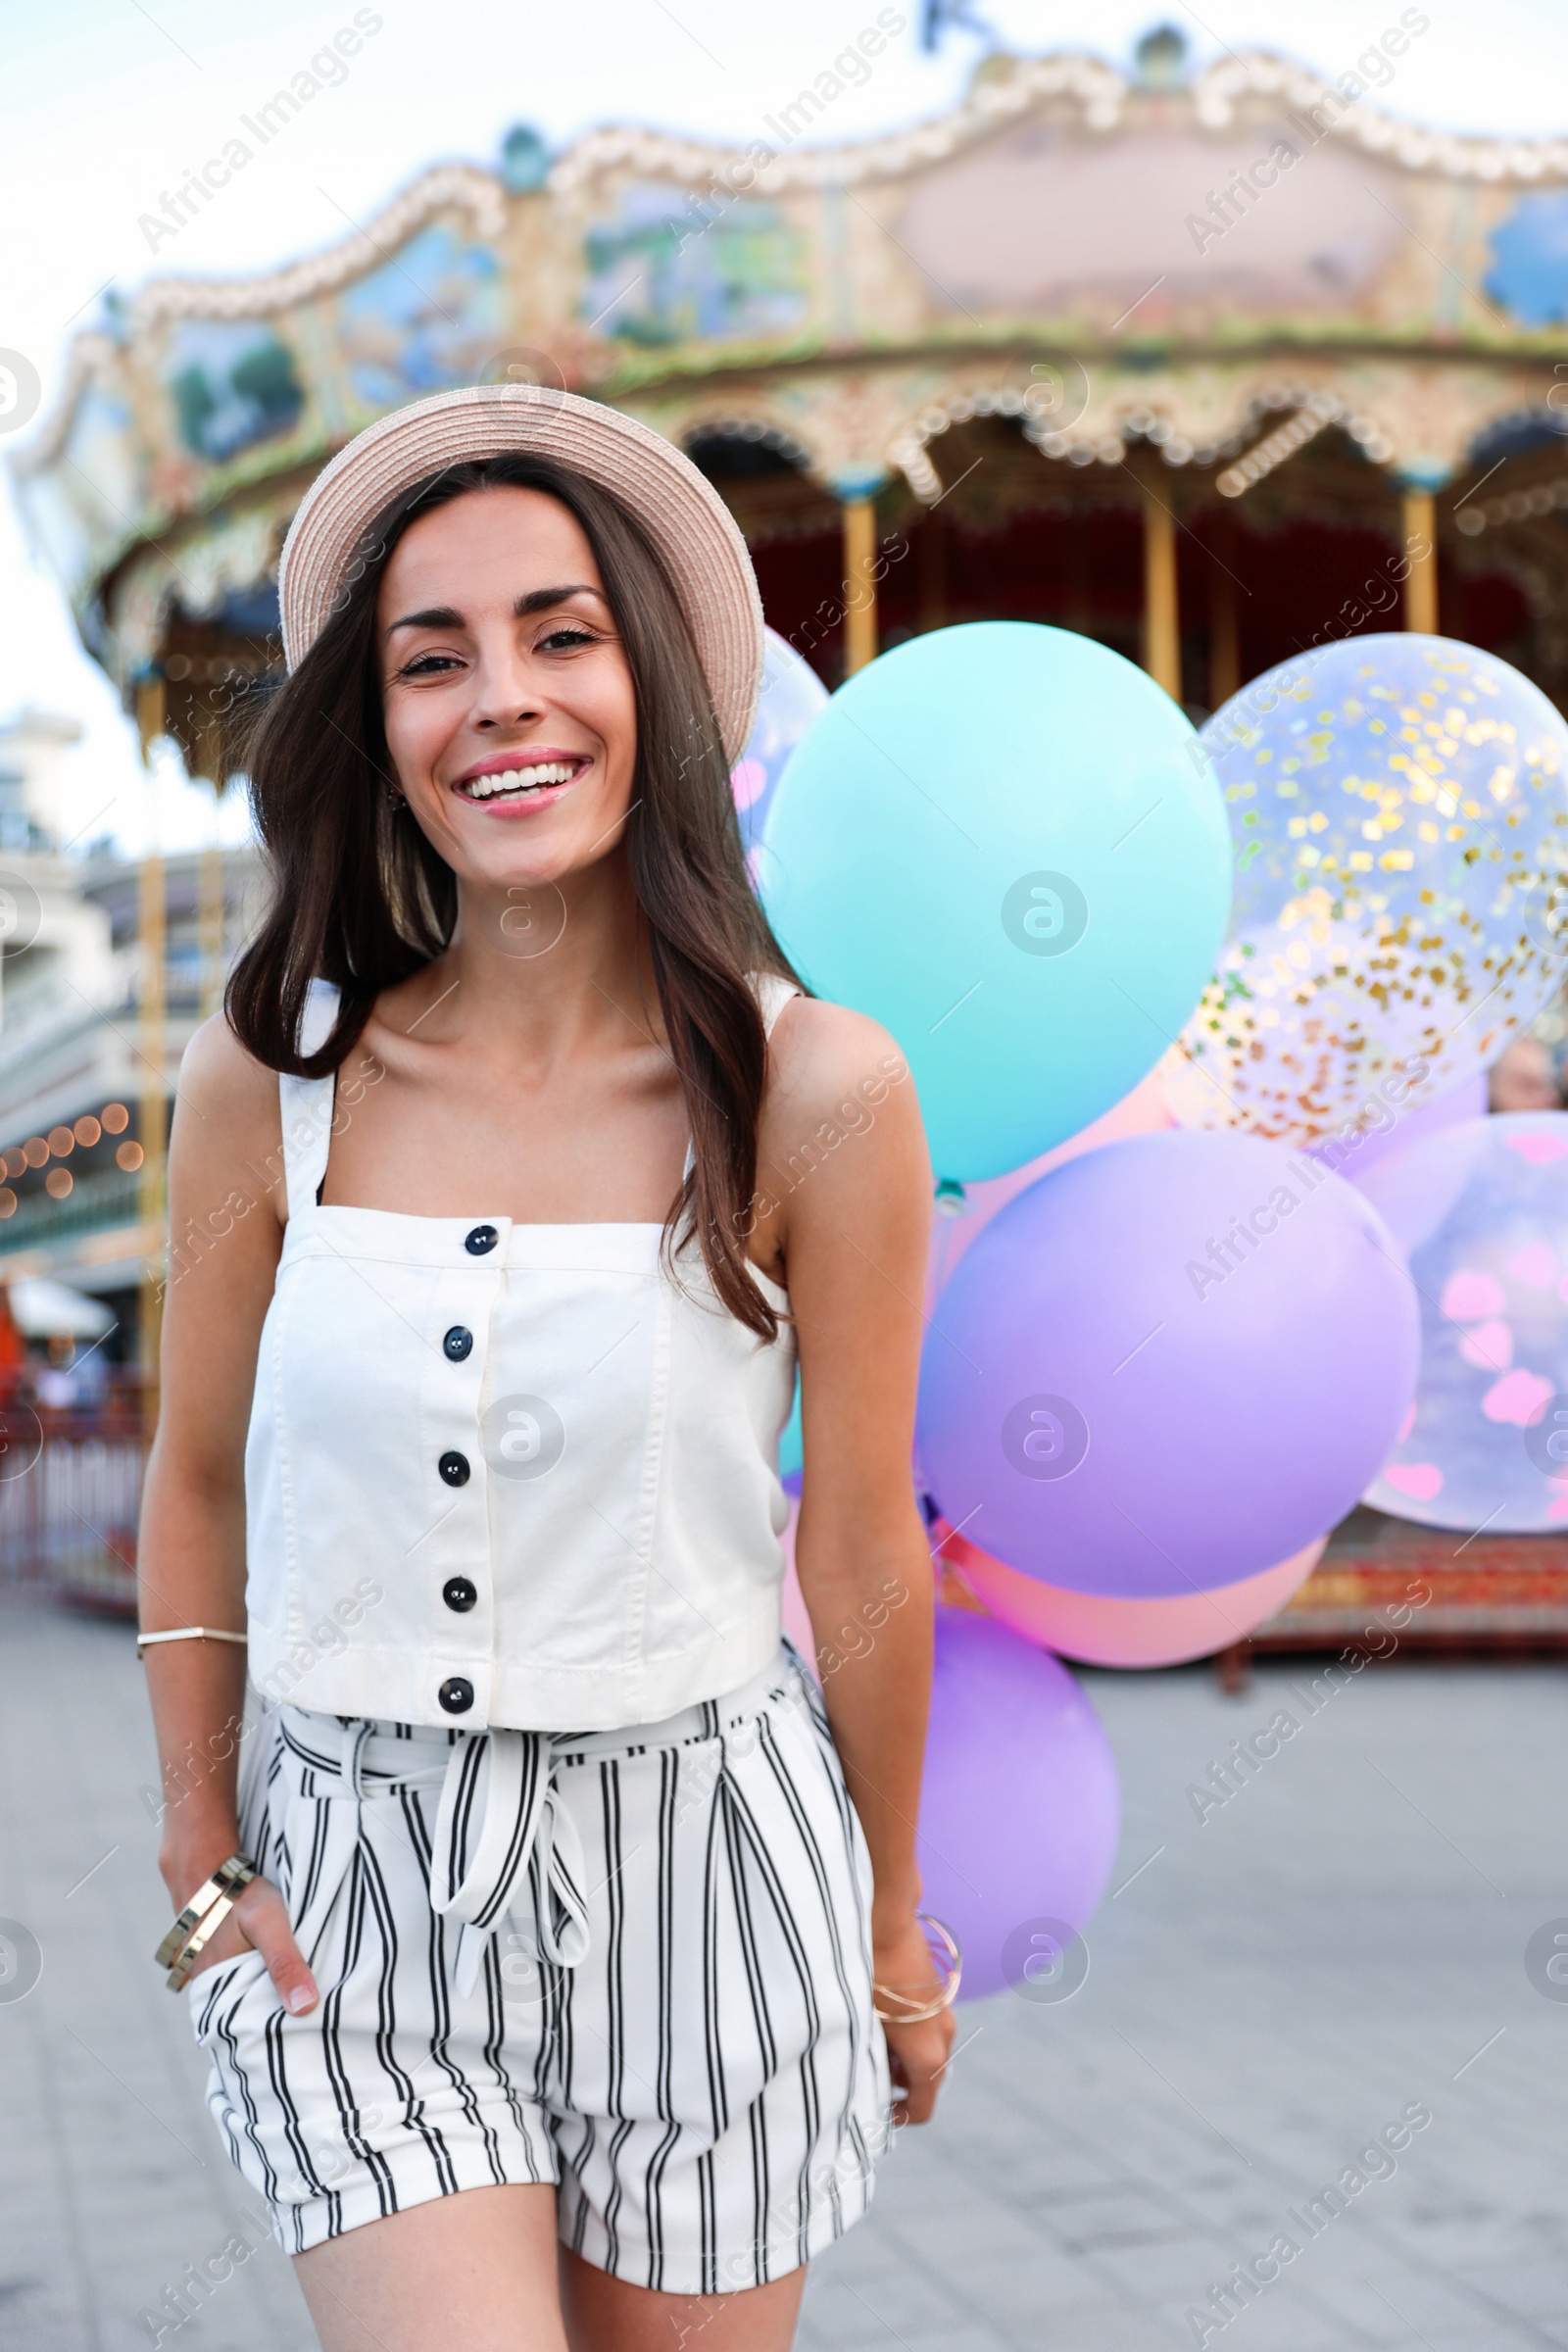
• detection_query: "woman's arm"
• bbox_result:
[757,999,952,2123]
[137,1015,317,2008]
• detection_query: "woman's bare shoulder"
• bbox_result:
[760,993,929,1232]
[765,992,912,1122]
[172,1014,286,1182]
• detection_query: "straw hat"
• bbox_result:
[278,383,765,760]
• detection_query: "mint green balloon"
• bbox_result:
[758,623,1232,1181]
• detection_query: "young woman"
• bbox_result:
[138,385,954,2352]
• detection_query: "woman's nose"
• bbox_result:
[471,646,545,731]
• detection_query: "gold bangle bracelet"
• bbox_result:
[872,1912,962,2025]
[164,1890,249,1992]
[154,1854,256,1973]
[137,1627,248,1659]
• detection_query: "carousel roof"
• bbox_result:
[14,42,1568,680]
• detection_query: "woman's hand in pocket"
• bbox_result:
[185,1873,318,2012]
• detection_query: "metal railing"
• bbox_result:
[0,1392,147,1615]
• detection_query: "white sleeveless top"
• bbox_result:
[243,976,799,1733]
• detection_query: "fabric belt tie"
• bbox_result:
[281,1711,591,2000]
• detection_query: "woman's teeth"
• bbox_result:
[461,760,580,801]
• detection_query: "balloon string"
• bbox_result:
[930,1201,960,1307]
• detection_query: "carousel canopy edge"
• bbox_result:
[13,41,1568,650]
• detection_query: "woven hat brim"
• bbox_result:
[277,385,764,763]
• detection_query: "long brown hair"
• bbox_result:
[228,452,799,1339]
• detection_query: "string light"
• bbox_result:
[1456,477,1568,536]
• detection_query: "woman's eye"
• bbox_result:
[396,653,461,679]
[538,626,598,652]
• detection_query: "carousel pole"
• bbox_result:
[1139,469,1182,702]
[1401,486,1439,633]
[134,679,168,1437]
[196,696,227,1017]
[842,495,878,675]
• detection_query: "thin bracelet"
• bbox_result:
[161,1858,257,1993]
[155,1854,257,1973]
[137,1627,248,1659]
[873,1913,962,2025]
[165,1884,254,1992]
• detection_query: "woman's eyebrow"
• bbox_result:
[514,582,599,615]
[384,583,600,639]
[385,604,463,637]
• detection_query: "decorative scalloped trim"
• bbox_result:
[15,164,508,479]
[1191,50,1568,183]
[46,42,1564,368]
[1456,474,1568,535]
[126,164,507,332]
[546,44,1568,194]
[17,48,1568,509]
[546,51,1127,196]
[11,332,122,477]
[886,377,1399,502]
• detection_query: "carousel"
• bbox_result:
[15,27,1568,1655]
[16,28,1568,769]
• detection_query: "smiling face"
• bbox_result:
[376,484,639,894]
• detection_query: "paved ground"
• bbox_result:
[1,1604,1564,2351]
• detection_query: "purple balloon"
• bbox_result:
[918,1130,1419,1598]
[917,1610,1119,2002]
[1305,1070,1489,1188]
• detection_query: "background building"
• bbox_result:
[0,712,257,1603]
[0,828,259,1348]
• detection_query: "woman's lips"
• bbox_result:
[452,754,591,807]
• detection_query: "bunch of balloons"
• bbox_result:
[760,619,1561,1997]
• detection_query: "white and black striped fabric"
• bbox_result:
[193,1642,890,2291]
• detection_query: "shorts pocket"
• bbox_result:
[190,1943,269,2043]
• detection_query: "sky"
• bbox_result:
[4,0,1568,857]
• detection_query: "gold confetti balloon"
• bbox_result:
[1164,635,1568,1145]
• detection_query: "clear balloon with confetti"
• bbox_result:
[1359,1111,1568,1532]
[730,626,827,882]
[1164,635,1568,1146]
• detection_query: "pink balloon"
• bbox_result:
[926,1064,1172,1313]
[779,1494,816,1667]
[934,1520,1326,1668]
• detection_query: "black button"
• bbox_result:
[438,1450,470,1487]
[443,1326,473,1362]
[465,1225,498,1255]
[438,1678,474,1714]
[443,1577,478,1613]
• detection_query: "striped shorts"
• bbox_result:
[192,1642,891,2291]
